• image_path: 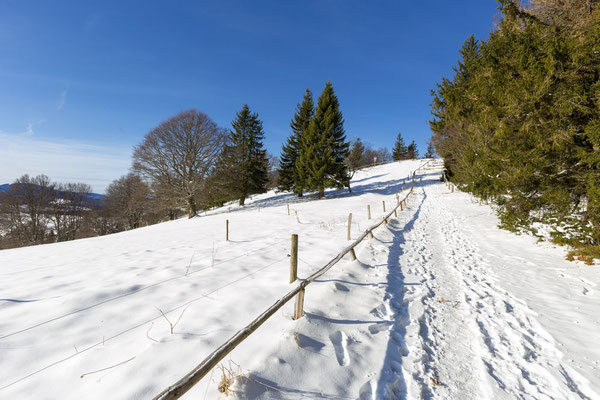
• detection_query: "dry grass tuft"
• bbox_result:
[217,361,240,396]
[430,376,443,386]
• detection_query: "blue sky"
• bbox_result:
[0,1,499,193]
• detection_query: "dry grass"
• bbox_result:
[217,361,240,396]
[566,246,600,266]
[430,376,443,386]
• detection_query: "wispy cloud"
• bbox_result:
[0,132,131,193]
[56,87,68,110]
[0,120,46,136]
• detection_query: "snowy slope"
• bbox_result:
[1,160,599,400]
[235,165,600,400]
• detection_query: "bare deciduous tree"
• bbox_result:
[104,174,150,230]
[1,174,55,245]
[51,182,92,241]
[132,110,225,218]
[526,0,598,31]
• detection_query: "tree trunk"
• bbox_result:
[318,187,325,199]
[188,196,197,218]
[239,197,245,206]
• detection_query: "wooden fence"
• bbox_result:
[152,161,431,400]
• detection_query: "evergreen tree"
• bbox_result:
[424,141,436,158]
[392,132,408,160]
[429,1,600,253]
[407,140,419,159]
[297,81,350,198]
[346,138,366,184]
[217,104,269,206]
[278,89,314,196]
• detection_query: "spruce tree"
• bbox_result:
[392,132,408,160]
[278,89,314,196]
[407,140,419,159]
[217,104,269,206]
[429,1,600,250]
[345,138,366,186]
[424,141,436,158]
[297,81,349,198]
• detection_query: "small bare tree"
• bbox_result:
[104,174,150,230]
[132,110,225,218]
[51,182,92,241]
[1,174,56,245]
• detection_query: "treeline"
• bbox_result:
[0,175,96,248]
[0,174,174,249]
[1,80,425,249]
[430,0,600,255]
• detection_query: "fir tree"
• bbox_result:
[297,81,350,198]
[346,138,366,185]
[278,89,314,196]
[429,1,600,251]
[407,140,419,159]
[392,132,408,160]
[424,141,436,158]
[217,104,269,206]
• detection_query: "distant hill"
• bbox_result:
[0,183,104,204]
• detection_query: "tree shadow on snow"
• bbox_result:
[237,373,355,399]
[199,164,442,219]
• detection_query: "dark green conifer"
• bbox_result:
[429,2,600,250]
[392,133,408,160]
[407,140,419,159]
[425,141,436,158]
[218,104,269,206]
[297,81,349,198]
[278,89,314,196]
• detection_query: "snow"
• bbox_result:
[1,159,599,399]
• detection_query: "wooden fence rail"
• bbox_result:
[152,161,430,400]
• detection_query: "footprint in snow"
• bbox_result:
[370,303,391,320]
[329,331,350,366]
[358,379,377,400]
[295,333,326,352]
[334,282,350,292]
[368,322,392,335]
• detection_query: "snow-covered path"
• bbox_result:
[240,165,600,400]
[393,182,599,399]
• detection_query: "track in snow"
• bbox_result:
[374,170,599,400]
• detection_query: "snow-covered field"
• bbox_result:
[1,160,599,399]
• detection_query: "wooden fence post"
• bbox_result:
[293,289,305,320]
[367,204,371,220]
[287,204,290,215]
[295,210,300,223]
[369,229,374,239]
[382,200,386,213]
[349,247,357,261]
[226,219,229,241]
[290,234,298,283]
[396,193,399,204]
[347,213,352,240]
